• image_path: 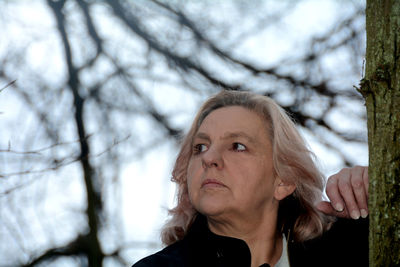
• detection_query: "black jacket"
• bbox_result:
[133,214,368,267]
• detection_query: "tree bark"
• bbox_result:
[362,1,400,266]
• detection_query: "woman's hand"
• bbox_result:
[317,166,369,219]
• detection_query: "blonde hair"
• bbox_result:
[161,90,332,244]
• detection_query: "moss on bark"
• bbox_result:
[362,0,400,266]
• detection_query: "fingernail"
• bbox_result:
[351,210,360,220]
[335,203,344,212]
[360,209,368,218]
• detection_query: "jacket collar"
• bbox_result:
[184,214,271,267]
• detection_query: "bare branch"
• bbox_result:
[0,79,16,93]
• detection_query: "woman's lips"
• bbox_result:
[201,178,226,188]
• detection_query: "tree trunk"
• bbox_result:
[362,1,400,266]
[47,0,104,266]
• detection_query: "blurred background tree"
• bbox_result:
[0,0,367,266]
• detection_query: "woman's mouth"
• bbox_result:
[201,178,226,188]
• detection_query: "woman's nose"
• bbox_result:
[201,147,224,169]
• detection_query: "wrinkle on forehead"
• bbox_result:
[194,107,272,145]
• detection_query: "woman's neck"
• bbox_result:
[247,233,283,267]
[207,211,283,267]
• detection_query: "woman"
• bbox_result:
[133,90,368,267]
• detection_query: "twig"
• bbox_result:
[0,135,130,179]
[0,135,93,155]
[0,79,16,93]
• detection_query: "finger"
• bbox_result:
[326,174,345,212]
[338,174,360,219]
[316,201,350,218]
[351,166,368,218]
[363,166,369,197]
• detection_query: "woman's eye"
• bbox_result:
[193,144,208,154]
[232,142,246,152]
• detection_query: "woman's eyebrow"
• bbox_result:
[221,132,257,144]
[193,132,210,142]
[194,131,259,145]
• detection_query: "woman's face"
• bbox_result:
[187,106,280,222]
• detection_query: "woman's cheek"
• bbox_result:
[186,167,196,195]
[187,176,199,209]
[187,161,202,202]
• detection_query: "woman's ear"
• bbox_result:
[274,179,296,201]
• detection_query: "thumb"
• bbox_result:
[317,201,349,218]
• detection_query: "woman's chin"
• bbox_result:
[196,199,228,217]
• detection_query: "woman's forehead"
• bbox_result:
[196,106,271,141]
